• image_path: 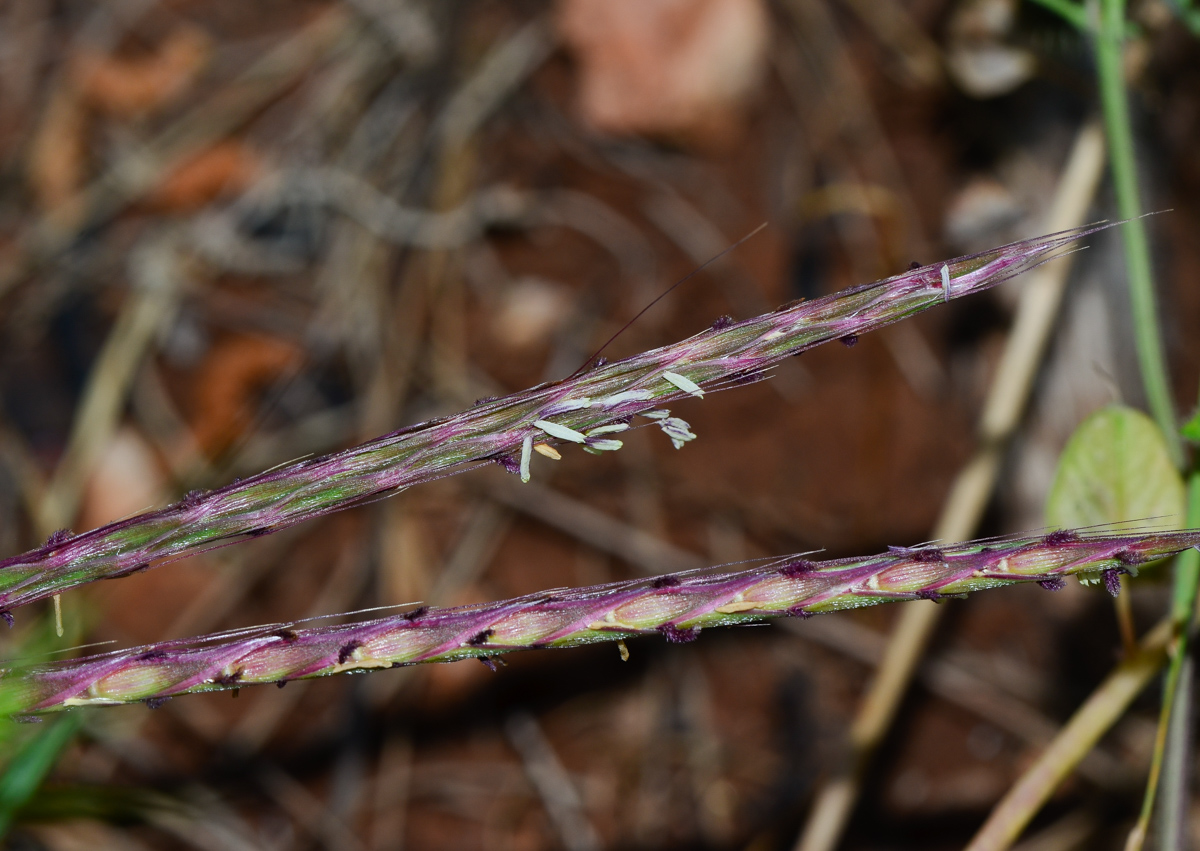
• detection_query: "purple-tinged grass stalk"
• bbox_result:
[0,225,1108,616]
[3,528,1196,714]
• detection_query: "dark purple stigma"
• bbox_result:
[479,656,499,672]
[915,589,943,601]
[494,454,521,475]
[909,548,945,563]
[1044,530,1080,547]
[660,624,699,644]
[0,610,13,628]
[1115,549,1147,566]
[651,575,681,589]
[45,528,74,547]
[137,650,169,662]
[338,640,362,664]
[840,335,858,347]
[787,605,812,619]
[403,606,429,622]
[146,697,171,710]
[593,356,609,368]
[1103,569,1122,598]
[274,628,299,642]
[214,669,243,686]
[909,261,922,271]
[711,315,735,331]
[779,559,816,578]
[1037,576,1066,591]
[180,489,206,509]
[474,395,499,407]
[467,629,494,646]
[276,680,288,689]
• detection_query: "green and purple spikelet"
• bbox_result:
[3,528,1194,714]
[0,226,1105,616]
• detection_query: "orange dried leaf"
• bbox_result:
[73,25,212,118]
[144,141,261,212]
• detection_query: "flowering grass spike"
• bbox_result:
[0,225,1109,616]
[2,527,1192,714]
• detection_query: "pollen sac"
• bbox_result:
[519,435,533,483]
[534,419,587,444]
[657,417,697,449]
[662,371,704,398]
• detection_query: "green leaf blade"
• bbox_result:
[1046,405,1186,531]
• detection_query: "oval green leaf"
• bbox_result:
[1046,405,1185,532]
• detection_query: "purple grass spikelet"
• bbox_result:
[6,528,1200,713]
[0,225,1126,614]
[1103,569,1122,598]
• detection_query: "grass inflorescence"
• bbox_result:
[4,527,1194,714]
[0,225,1108,617]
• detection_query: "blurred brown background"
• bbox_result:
[2,0,1200,848]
